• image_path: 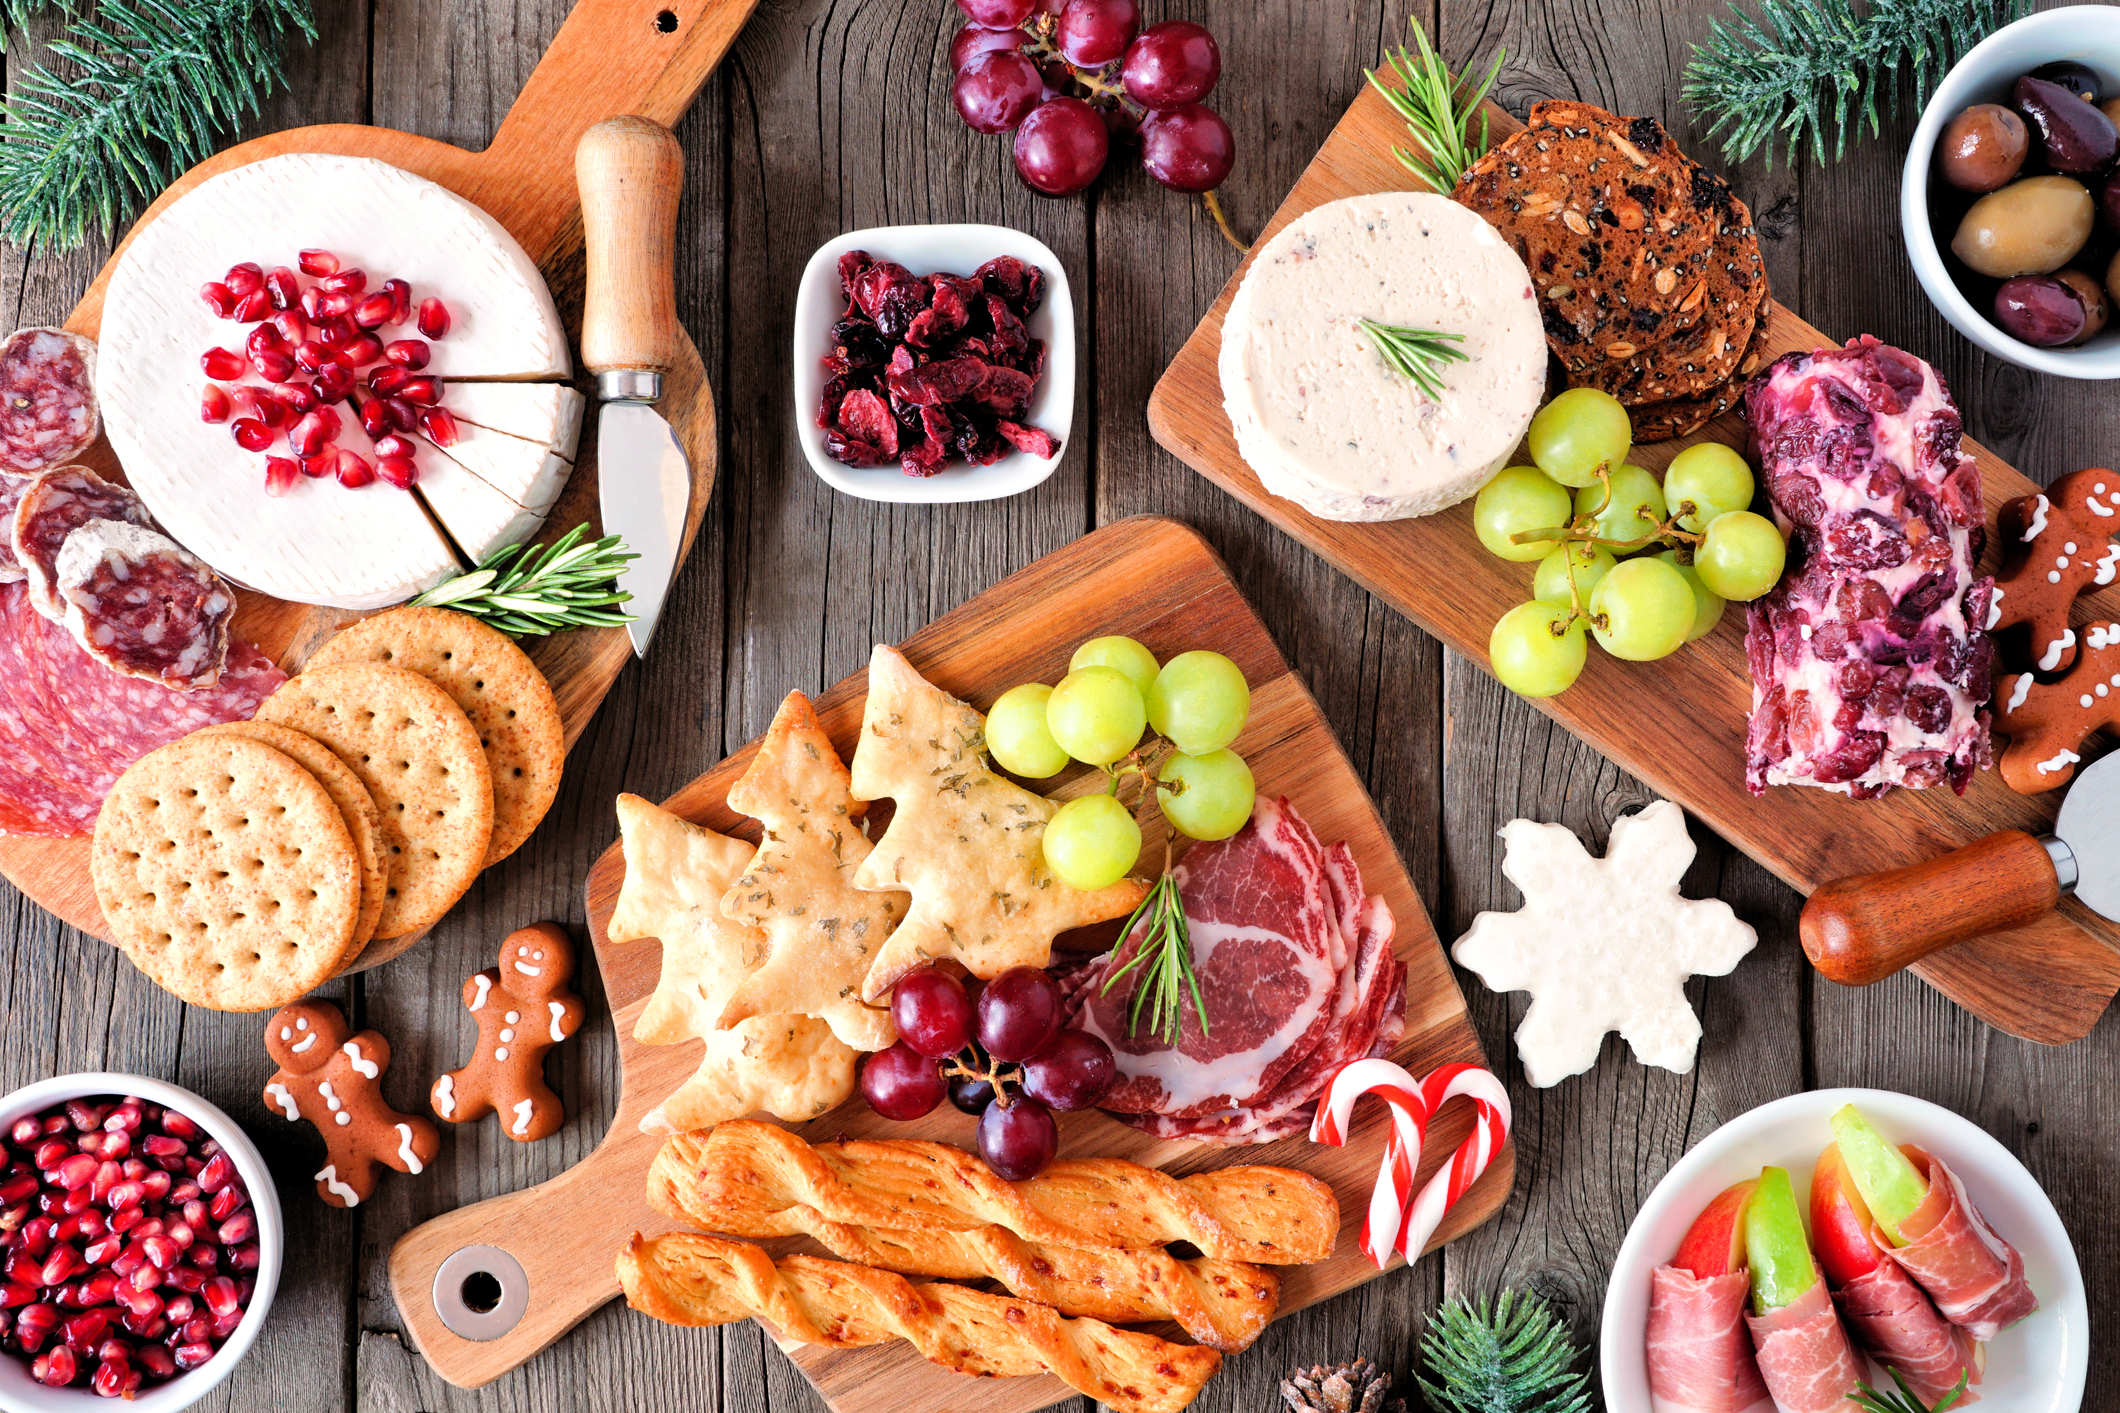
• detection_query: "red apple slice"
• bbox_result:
[1672,1178,1756,1279]
[1810,1141,1884,1287]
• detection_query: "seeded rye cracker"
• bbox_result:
[91,732,362,1011]
[1453,102,1766,411]
[192,719,388,965]
[305,606,562,868]
[1627,306,1776,444]
[257,662,494,939]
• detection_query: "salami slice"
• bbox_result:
[0,471,30,582]
[12,466,153,620]
[0,329,99,474]
[0,582,284,839]
[54,519,233,690]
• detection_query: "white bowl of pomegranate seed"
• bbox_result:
[795,224,1075,503]
[0,1077,281,1412]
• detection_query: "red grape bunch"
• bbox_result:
[949,0,1234,199]
[860,963,1116,1181]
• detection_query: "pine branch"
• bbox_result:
[0,0,319,250]
[1681,0,2023,169]
[1417,1292,1592,1413]
[0,1,74,49]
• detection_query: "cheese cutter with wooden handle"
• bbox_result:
[578,115,692,659]
[1803,750,2120,986]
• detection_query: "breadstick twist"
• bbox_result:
[661,1120,1338,1263]
[648,1142,1279,1350]
[618,1232,1221,1413]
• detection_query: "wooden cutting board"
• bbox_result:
[0,0,758,970]
[387,515,1513,1404]
[1147,83,2120,1046]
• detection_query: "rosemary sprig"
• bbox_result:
[1366,19,1504,192]
[410,522,638,638]
[1100,852,1209,1045]
[1682,0,2023,168]
[1850,1368,1970,1413]
[1360,319,1468,402]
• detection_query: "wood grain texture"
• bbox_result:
[1145,79,2120,1045]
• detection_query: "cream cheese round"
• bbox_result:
[1219,192,1545,522]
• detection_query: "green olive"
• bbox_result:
[1950,175,2094,278]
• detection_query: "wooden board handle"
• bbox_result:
[577,116,685,376]
[1801,831,2062,986]
[388,1128,663,1388]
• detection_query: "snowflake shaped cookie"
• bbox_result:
[1451,800,1757,1088]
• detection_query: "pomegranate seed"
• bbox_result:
[384,339,432,371]
[202,1276,238,1317]
[263,457,300,496]
[294,339,333,373]
[353,292,395,329]
[0,1281,34,1308]
[273,380,318,415]
[168,1216,197,1249]
[99,1338,131,1366]
[251,347,295,381]
[109,1248,142,1279]
[336,332,383,367]
[231,419,272,452]
[265,265,300,309]
[288,411,330,458]
[252,395,289,429]
[299,284,327,320]
[385,277,412,323]
[94,1358,141,1398]
[223,262,263,296]
[35,1343,75,1386]
[43,1115,69,1137]
[417,405,461,448]
[0,1173,36,1205]
[207,1186,245,1222]
[60,1186,92,1216]
[314,314,355,347]
[246,323,286,356]
[40,1244,79,1285]
[90,1160,121,1200]
[61,1309,107,1351]
[357,398,391,439]
[200,348,246,380]
[231,288,272,322]
[400,376,440,407]
[137,1343,174,1378]
[114,1282,159,1317]
[199,282,236,318]
[316,289,359,318]
[97,1130,129,1161]
[0,1204,27,1234]
[137,1170,171,1202]
[14,1301,53,1349]
[82,1233,121,1265]
[176,1314,211,1344]
[298,247,339,277]
[372,432,416,459]
[313,364,355,404]
[33,1139,69,1172]
[54,1155,96,1191]
[226,1243,260,1274]
[377,456,417,489]
[161,1294,193,1324]
[320,267,366,294]
[76,1131,104,1158]
[172,1342,214,1371]
[418,297,451,339]
[211,1306,243,1337]
[186,1241,216,1271]
[383,395,418,431]
[120,1159,146,1181]
[76,1270,116,1307]
[297,453,333,479]
[54,1210,100,1242]
[140,1235,179,1271]
[121,1312,165,1340]
[272,309,309,345]
[366,364,410,395]
[5,1251,39,1285]
[336,451,375,488]
[11,1117,41,1146]
[22,1218,52,1256]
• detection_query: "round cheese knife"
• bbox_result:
[577,115,693,659]
[1802,749,2120,986]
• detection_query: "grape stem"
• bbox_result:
[939,1049,1027,1109]
[1202,190,1248,254]
[1507,462,1707,556]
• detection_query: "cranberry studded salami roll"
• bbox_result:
[1741,336,1995,798]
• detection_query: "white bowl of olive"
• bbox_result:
[1903,4,2120,375]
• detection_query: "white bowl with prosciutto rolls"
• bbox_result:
[1601,1088,2084,1413]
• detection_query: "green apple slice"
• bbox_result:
[1743,1165,1819,1314]
[1830,1104,1928,1246]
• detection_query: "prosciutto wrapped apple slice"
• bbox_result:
[1742,1166,1865,1413]
[1647,1179,1772,1413]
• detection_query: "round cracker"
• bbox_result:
[257,662,494,939]
[192,720,388,964]
[307,606,563,868]
[92,733,361,1011]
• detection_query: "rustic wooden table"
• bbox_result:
[2,0,2111,1408]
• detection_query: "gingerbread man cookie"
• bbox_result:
[262,1001,440,1208]
[431,922,585,1142]
[1990,469,2120,675]
[1997,622,2120,792]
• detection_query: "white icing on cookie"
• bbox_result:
[514,961,542,977]
[434,1073,456,1118]
[342,1041,379,1079]
[2081,694,2094,709]
[290,1031,317,1054]
[499,1028,515,1043]
[504,1011,520,1025]
[511,1100,534,1136]
[2024,494,2051,540]
[494,1046,510,1062]
[2038,749,2082,775]
[2048,570,2062,584]
[319,1080,350,1126]
[1987,586,2004,630]
[395,1122,423,1174]
[548,1002,567,1043]
[2088,623,2120,650]
[2090,484,2115,516]
[469,974,493,1012]
[2008,672,2035,713]
[266,1082,299,1121]
[316,1164,359,1207]
[2099,545,2120,585]
[2041,631,2077,671]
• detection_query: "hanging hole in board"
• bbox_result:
[432,1243,529,1340]
[460,1270,503,1314]
[655,9,678,32]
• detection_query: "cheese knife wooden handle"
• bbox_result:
[1800,830,2063,986]
[576,115,684,377]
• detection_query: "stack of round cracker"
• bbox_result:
[91,607,566,1012]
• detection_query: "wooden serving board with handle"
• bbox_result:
[1147,83,2120,1046]
[387,515,1514,1404]
[0,0,759,969]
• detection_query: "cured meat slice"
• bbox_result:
[1077,799,1345,1119]
[1742,337,1995,798]
[1885,1147,2038,1342]
[1741,1280,1863,1413]
[12,466,153,621]
[54,520,234,690]
[0,582,284,838]
[1832,1259,1982,1405]
[0,471,30,582]
[1646,1266,1772,1413]
[0,329,98,475]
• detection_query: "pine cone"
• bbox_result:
[1279,1357,1407,1413]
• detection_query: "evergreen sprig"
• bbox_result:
[1682,0,2023,169]
[0,0,319,250]
[1416,1292,1592,1413]
[410,523,639,638]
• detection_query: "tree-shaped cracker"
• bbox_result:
[607,793,858,1135]
[715,691,902,1050]
[847,645,1149,1003]
[1997,623,2120,793]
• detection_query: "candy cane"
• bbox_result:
[1311,1059,1512,1268]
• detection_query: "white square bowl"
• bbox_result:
[792,224,1074,503]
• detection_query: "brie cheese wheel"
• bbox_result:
[439,382,584,460]
[413,448,544,563]
[419,417,570,515]
[1219,192,1545,523]
[98,153,574,608]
